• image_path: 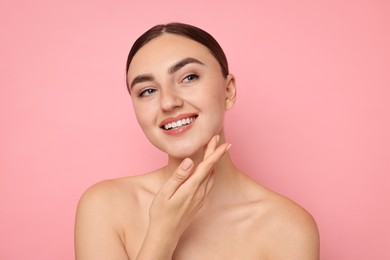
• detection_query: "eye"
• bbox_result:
[182,73,199,83]
[139,88,156,97]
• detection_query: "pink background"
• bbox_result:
[1,0,389,259]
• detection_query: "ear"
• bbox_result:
[225,73,237,110]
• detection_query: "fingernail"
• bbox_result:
[181,158,193,170]
[216,135,220,143]
[226,143,232,152]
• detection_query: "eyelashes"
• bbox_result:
[138,88,156,97]
[181,73,199,83]
[136,73,200,98]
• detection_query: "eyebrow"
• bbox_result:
[130,57,204,89]
[130,74,154,89]
[168,57,205,75]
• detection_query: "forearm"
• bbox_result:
[135,227,179,260]
[135,137,228,259]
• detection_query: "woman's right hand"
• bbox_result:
[136,135,230,259]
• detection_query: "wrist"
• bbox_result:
[135,224,180,260]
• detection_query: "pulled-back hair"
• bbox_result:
[125,22,229,92]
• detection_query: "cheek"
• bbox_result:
[201,86,226,110]
[132,102,154,131]
[198,88,227,129]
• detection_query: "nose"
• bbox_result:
[160,87,183,111]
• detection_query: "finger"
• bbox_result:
[204,170,216,196]
[189,143,231,185]
[159,158,194,199]
[203,135,220,159]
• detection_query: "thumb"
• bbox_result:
[161,158,194,199]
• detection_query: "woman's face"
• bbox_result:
[127,33,235,159]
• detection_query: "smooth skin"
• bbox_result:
[75,34,319,260]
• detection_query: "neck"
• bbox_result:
[165,131,230,171]
[163,148,241,208]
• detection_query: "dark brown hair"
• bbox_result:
[125,22,229,93]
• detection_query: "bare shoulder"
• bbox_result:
[77,173,155,206]
[248,182,320,260]
[76,172,160,228]
[75,172,159,260]
[77,177,137,216]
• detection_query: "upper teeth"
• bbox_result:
[163,117,194,130]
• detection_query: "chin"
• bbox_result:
[153,139,205,159]
[146,128,222,159]
[164,146,202,159]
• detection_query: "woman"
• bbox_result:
[75,22,319,260]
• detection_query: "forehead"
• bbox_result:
[128,34,218,76]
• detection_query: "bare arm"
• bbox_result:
[74,181,130,260]
[267,203,320,260]
[74,135,230,260]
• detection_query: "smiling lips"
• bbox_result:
[160,113,198,135]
